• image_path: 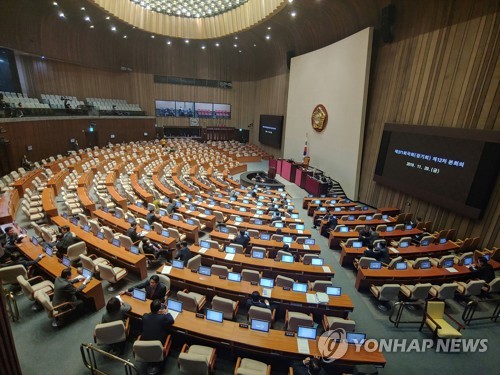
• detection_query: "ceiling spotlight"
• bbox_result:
[105,16,110,20]
[58,12,65,18]
[265,35,270,40]
[233,44,238,48]
[166,40,172,45]
[288,0,294,3]
[123,35,128,39]
[267,26,271,30]
[201,45,206,50]
[238,50,242,53]
[41,56,46,59]
[253,44,257,47]
[52,2,58,6]
[111,26,116,31]
[90,25,94,28]
[151,35,155,38]
[84,16,91,22]
[234,36,238,40]
[81,7,86,11]
[291,11,296,17]
[215,42,220,47]
[185,40,189,43]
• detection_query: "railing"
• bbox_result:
[80,343,139,375]
[462,298,500,326]
[388,301,425,327]
[1,288,19,322]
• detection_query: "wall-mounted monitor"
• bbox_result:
[374,124,500,219]
[213,103,231,119]
[259,115,284,149]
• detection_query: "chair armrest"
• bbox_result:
[424,313,442,330]
[400,284,411,295]
[198,296,207,311]
[144,254,156,260]
[88,254,98,260]
[208,347,217,373]
[289,367,294,375]
[285,309,289,324]
[234,301,239,317]
[444,312,465,331]
[234,357,242,375]
[369,285,380,298]
[271,308,276,322]
[124,317,130,335]
[27,276,45,285]
[53,302,76,317]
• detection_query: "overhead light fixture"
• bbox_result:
[84,16,91,22]
[123,35,128,38]
[267,26,271,30]
[81,7,86,11]
[291,11,296,17]
[130,0,249,18]
[106,16,110,20]
[215,42,220,47]
[58,12,65,18]
[52,2,58,6]
[90,25,95,28]
[151,35,155,38]
[201,45,206,49]
[111,26,117,31]
[185,39,189,43]
[166,40,172,45]
[265,35,270,40]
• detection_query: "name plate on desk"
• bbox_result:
[297,230,303,234]
[285,332,295,337]
[198,247,209,254]
[191,269,198,273]
[251,281,258,286]
[225,254,235,261]
[161,265,172,275]
[239,323,249,329]
[196,313,205,319]
[228,234,235,240]
[283,286,291,291]
[322,266,331,273]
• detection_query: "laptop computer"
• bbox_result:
[346,332,366,345]
[406,224,413,230]
[206,309,224,323]
[420,260,432,269]
[386,226,394,232]
[281,255,294,263]
[159,209,167,217]
[225,246,236,254]
[326,286,341,296]
[161,229,170,237]
[348,215,355,221]
[297,326,316,340]
[172,259,184,269]
[442,259,454,268]
[292,283,308,293]
[220,227,229,234]
[399,241,409,248]
[295,224,305,230]
[339,227,349,233]
[395,262,407,270]
[200,240,211,249]
[62,256,71,267]
[130,245,139,255]
[82,268,93,279]
[304,238,315,245]
[186,219,195,225]
[252,250,265,259]
[291,213,299,219]
[167,299,183,313]
[198,266,212,276]
[83,225,91,233]
[235,217,243,222]
[463,257,473,266]
[45,246,53,256]
[97,232,104,240]
[259,278,274,288]
[260,233,270,240]
[352,241,363,248]
[311,258,324,266]
[283,236,293,244]
[112,238,120,247]
[439,238,447,244]
[132,288,146,302]
[227,272,241,282]
[250,319,270,333]
[274,222,284,228]
[31,236,39,246]
[254,219,263,225]
[369,262,382,270]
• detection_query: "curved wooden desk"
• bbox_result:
[158,265,352,317]
[189,245,334,282]
[328,228,423,249]
[12,169,42,197]
[225,220,312,237]
[121,295,385,367]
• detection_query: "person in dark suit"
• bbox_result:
[141,299,174,345]
[126,222,144,243]
[234,230,250,251]
[359,225,379,247]
[469,257,495,283]
[363,242,390,264]
[54,226,76,256]
[53,268,89,319]
[0,253,44,269]
[174,241,192,266]
[320,216,338,237]
[101,296,131,354]
[4,226,24,259]
[291,357,327,375]
[146,209,160,225]
[245,291,271,310]
[126,275,167,301]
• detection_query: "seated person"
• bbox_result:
[146,209,160,225]
[3,226,26,260]
[125,275,167,301]
[246,291,270,309]
[165,202,177,215]
[53,226,76,257]
[53,268,90,316]
[359,225,379,247]
[362,243,390,264]
[141,299,174,345]
[234,230,250,251]
[0,253,44,269]
[469,256,495,283]
[101,296,131,354]
[292,357,327,375]
[142,239,172,262]
[21,155,33,170]
[313,211,331,229]
[174,241,192,266]
[321,216,338,238]
[126,222,144,243]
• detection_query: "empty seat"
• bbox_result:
[285,310,314,332]
[370,283,401,311]
[178,344,216,375]
[177,290,206,312]
[322,316,356,332]
[234,357,271,375]
[211,295,239,320]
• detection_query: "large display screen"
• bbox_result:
[155,100,231,118]
[258,115,284,149]
[374,124,500,219]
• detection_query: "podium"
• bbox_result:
[294,167,311,188]
[305,174,328,196]
[281,160,298,182]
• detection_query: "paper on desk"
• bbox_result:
[445,267,458,273]
[384,219,391,222]
[295,219,301,222]
[297,230,303,234]
[389,247,399,253]
[297,338,311,355]
[199,213,207,218]
[322,266,331,273]
[225,254,235,261]
[169,311,179,320]
[305,293,317,303]
[208,204,215,208]
[228,234,235,240]
[161,265,172,275]
[253,214,260,218]
[303,244,310,250]
[262,288,272,298]
[186,210,192,213]
[198,247,209,254]
[316,292,329,304]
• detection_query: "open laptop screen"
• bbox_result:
[82,268,92,279]
[311,258,324,266]
[259,278,274,288]
[172,259,184,269]
[198,266,212,276]
[167,299,182,312]
[62,256,71,267]
[227,272,241,282]
[283,236,293,244]
[346,332,366,345]
[305,238,315,245]
[260,233,270,240]
[369,262,382,270]
[130,245,139,255]
[292,283,308,293]
[132,288,146,301]
[395,262,407,270]
[250,319,270,333]
[326,286,341,296]
[206,309,224,323]
[252,250,265,259]
[297,326,316,340]
[281,255,294,263]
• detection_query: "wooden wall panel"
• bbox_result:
[359,0,500,248]
[0,117,155,171]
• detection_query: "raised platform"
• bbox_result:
[240,170,285,190]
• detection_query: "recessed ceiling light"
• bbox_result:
[58,12,65,18]
[111,26,116,31]
[233,44,238,48]
[123,35,128,39]
[81,7,86,11]
[166,40,172,45]
[238,50,242,53]
[52,2,58,6]
[253,44,257,47]
[201,45,206,49]
[267,26,271,30]
[265,35,270,40]
[41,56,46,59]
[90,25,94,28]
[106,16,110,20]
[234,36,238,40]
[288,0,294,3]
[215,43,220,47]
[151,35,155,38]
[291,11,296,17]
[185,40,189,43]
[84,16,91,22]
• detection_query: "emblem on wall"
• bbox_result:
[311,104,328,132]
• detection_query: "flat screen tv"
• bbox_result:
[374,124,500,219]
[259,115,284,149]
